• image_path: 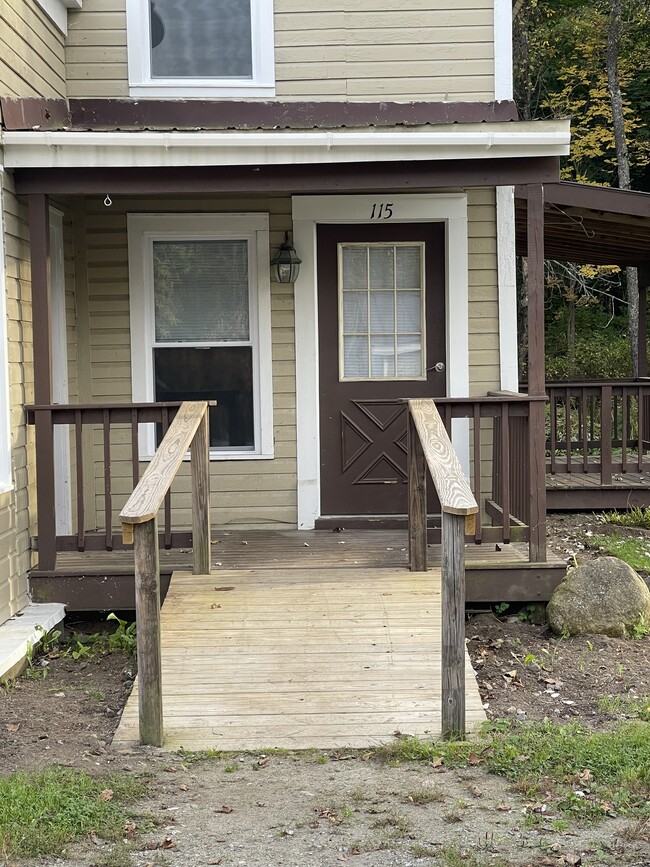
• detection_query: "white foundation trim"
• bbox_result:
[496,186,520,391]
[292,193,469,529]
[494,0,514,101]
[3,122,572,170]
[0,603,66,679]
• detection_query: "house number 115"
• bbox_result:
[370,203,394,220]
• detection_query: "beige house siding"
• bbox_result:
[468,188,499,397]
[80,194,297,532]
[66,0,495,101]
[0,175,34,624]
[0,0,66,98]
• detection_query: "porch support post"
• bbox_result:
[638,264,649,378]
[526,184,547,562]
[28,194,57,570]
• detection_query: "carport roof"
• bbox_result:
[515,182,650,266]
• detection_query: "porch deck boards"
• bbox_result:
[113,566,486,751]
[546,470,650,510]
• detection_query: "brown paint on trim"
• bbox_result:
[1,97,70,130]
[12,157,561,196]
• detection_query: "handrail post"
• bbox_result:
[441,510,466,739]
[132,517,163,747]
[407,409,427,572]
[191,408,211,575]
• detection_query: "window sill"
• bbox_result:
[139,451,275,463]
[129,84,276,99]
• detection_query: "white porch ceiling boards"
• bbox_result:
[2,120,570,169]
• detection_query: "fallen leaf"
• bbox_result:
[214,806,233,814]
[257,756,270,767]
[178,784,188,791]
[467,753,482,765]
[430,757,444,768]
[5,723,20,733]
[497,803,510,811]
[337,856,349,862]
[468,785,483,798]
[577,769,592,782]
[99,789,113,802]
[162,837,176,849]
[207,861,222,865]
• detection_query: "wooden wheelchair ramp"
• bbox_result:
[113,567,485,751]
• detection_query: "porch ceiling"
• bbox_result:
[515,181,650,266]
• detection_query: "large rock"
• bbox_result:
[547,557,650,638]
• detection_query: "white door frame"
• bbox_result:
[292,193,470,529]
[50,208,72,536]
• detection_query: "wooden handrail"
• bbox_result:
[119,400,212,748]
[121,401,209,526]
[406,398,478,740]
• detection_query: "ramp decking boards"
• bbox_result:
[113,567,485,751]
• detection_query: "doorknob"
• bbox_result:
[428,361,445,372]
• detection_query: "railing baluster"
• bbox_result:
[500,404,511,544]
[34,408,57,570]
[472,406,482,543]
[550,390,557,474]
[582,389,589,472]
[131,408,140,488]
[601,385,613,485]
[565,387,572,473]
[407,410,427,572]
[103,409,112,551]
[75,409,85,552]
[622,389,629,473]
[162,407,172,549]
[638,387,644,472]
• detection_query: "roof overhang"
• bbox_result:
[2,120,570,170]
[516,182,650,266]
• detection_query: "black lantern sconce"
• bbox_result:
[271,232,302,284]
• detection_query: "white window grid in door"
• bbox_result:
[337,242,427,382]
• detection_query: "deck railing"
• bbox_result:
[546,380,650,483]
[406,399,478,738]
[120,400,211,747]
[26,402,196,570]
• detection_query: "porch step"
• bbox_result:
[113,567,486,751]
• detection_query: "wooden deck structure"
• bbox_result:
[113,565,486,751]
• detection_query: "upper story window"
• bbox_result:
[126,0,275,98]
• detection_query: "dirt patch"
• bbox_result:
[1,517,650,866]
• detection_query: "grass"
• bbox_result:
[588,533,650,573]
[597,694,650,721]
[0,766,148,858]
[602,507,650,529]
[373,720,650,821]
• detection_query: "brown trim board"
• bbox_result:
[13,157,561,196]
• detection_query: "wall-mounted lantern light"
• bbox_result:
[271,232,302,284]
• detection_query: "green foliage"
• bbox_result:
[588,533,650,573]
[602,507,650,528]
[105,613,138,655]
[0,766,147,858]
[598,694,650,720]
[373,720,650,821]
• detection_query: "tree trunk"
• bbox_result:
[606,0,639,375]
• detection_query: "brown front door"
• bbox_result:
[318,222,446,517]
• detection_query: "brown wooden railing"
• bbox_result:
[546,380,650,483]
[431,394,545,561]
[120,401,211,747]
[26,402,194,570]
[406,399,478,738]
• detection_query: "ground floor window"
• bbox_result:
[128,213,273,459]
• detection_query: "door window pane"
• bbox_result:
[150,0,253,79]
[339,243,425,380]
[153,240,249,341]
[154,346,254,448]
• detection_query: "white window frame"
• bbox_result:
[126,0,276,98]
[338,241,427,383]
[128,213,273,461]
[0,171,12,494]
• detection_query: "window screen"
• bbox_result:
[150,0,253,79]
[339,244,425,380]
[152,237,255,450]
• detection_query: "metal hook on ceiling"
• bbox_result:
[104,194,113,207]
